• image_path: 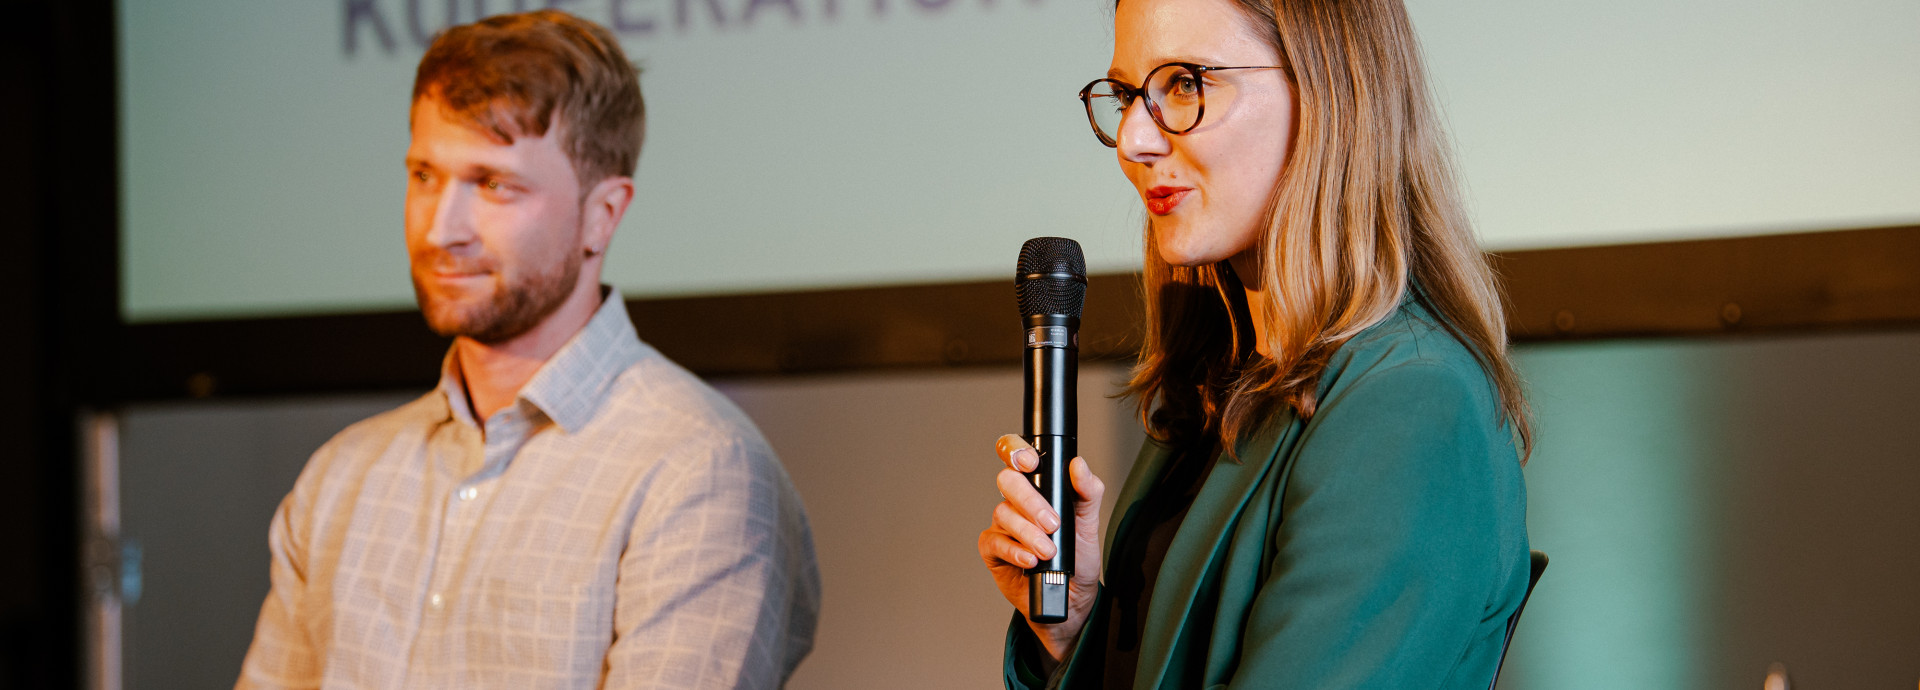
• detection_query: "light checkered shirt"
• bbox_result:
[237,292,820,689]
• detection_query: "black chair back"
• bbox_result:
[1490,550,1549,690]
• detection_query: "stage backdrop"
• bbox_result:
[120,0,1920,322]
[112,333,1920,690]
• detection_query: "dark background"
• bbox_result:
[2,1,118,688]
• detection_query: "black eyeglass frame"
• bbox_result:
[1077,62,1286,148]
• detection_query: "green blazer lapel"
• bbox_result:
[1104,439,1176,549]
[1133,415,1295,690]
[1047,441,1173,690]
[1045,441,1175,690]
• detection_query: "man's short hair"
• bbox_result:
[413,10,645,187]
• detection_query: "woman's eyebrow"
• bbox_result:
[1108,54,1238,80]
[1162,54,1229,66]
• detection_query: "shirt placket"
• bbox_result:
[416,408,530,672]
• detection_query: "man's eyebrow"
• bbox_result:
[469,165,527,183]
[404,159,525,182]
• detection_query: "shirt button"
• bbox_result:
[429,593,445,610]
[458,487,478,501]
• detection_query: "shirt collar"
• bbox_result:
[434,287,643,434]
[434,353,475,428]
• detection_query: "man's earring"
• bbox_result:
[585,245,603,257]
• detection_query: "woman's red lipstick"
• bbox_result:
[1145,186,1192,215]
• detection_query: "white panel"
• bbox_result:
[120,0,1920,321]
[119,0,1136,322]
[1411,0,1920,250]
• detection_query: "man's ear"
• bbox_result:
[580,174,635,257]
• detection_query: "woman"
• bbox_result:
[975,0,1532,687]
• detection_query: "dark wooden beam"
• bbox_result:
[627,273,1146,377]
[116,274,1147,400]
[118,224,1920,401]
[1495,224,1920,340]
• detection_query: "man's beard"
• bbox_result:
[412,248,582,345]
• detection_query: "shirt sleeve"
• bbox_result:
[235,456,325,689]
[601,437,821,690]
[1226,362,1526,688]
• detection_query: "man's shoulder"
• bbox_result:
[597,344,777,464]
[589,348,805,525]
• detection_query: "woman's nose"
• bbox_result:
[1116,99,1170,163]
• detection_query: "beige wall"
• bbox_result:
[716,364,1145,690]
[114,331,1920,689]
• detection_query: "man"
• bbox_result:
[237,11,819,688]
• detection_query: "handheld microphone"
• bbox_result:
[1015,237,1085,624]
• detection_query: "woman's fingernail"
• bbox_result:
[1016,449,1037,468]
[1042,511,1060,533]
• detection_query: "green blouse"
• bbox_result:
[1005,300,1531,689]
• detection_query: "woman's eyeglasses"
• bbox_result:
[1078,62,1284,148]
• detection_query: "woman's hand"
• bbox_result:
[978,434,1106,669]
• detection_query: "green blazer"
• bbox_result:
[1005,301,1531,689]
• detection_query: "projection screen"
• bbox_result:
[120,0,1920,322]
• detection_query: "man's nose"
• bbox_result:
[424,183,477,249]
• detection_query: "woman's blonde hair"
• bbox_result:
[1124,0,1531,459]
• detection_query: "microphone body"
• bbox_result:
[1023,313,1077,623]
[1016,238,1086,624]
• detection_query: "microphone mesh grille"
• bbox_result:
[1016,237,1087,318]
